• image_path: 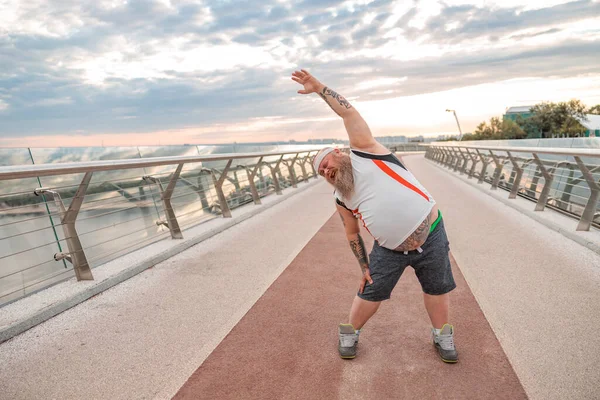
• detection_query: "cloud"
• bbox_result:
[0,0,599,143]
[509,28,562,40]
[418,0,600,43]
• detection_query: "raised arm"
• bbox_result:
[292,69,386,152]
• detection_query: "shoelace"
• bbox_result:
[340,334,357,347]
[436,334,455,350]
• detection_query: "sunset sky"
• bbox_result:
[1,0,600,147]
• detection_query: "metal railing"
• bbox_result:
[387,143,428,152]
[0,149,323,305]
[425,144,600,231]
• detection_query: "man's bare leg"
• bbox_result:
[349,295,381,329]
[423,292,449,329]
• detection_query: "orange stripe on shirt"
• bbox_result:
[372,159,430,202]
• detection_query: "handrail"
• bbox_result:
[0,147,325,301]
[429,143,600,158]
[0,149,329,181]
[426,144,600,232]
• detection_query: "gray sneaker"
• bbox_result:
[338,323,358,359]
[432,324,458,363]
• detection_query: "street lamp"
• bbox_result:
[446,109,463,141]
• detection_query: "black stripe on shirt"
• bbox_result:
[351,150,407,170]
[335,197,351,211]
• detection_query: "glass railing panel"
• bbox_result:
[0,148,69,305]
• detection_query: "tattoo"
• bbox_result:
[349,234,369,273]
[323,87,353,109]
[394,214,431,252]
[318,91,340,117]
[319,86,353,117]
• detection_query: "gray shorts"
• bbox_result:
[358,218,456,301]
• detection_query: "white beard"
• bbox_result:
[333,156,355,199]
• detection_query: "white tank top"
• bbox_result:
[335,150,435,250]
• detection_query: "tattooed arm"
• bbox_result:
[292,69,387,152]
[337,203,373,292]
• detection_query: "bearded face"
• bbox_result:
[331,153,355,199]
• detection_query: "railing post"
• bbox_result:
[282,154,299,188]
[245,156,263,205]
[454,148,463,173]
[197,174,211,210]
[451,148,459,170]
[308,152,318,179]
[231,170,241,191]
[266,156,284,195]
[299,153,310,183]
[528,167,543,197]
[466,149,478,178]
[445,148,454,168]
[34,172,94,281]
[574,156,600,231]
[449,148,458,170]
[437,148,444,164]
[458,148,469,175]
[453,148,462,171]
[506,152,524,199]
[179,175,209,210]
[257,167,266,193]
[211,160,233,218]
[436,148,444,164]
[143,164,184,239]
[559,165,600,210]
[531,154,561,211]
[443,148,451,166]
[476,149,489,184]
[489,150,503,190]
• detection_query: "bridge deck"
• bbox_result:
[173,212,526,400]
[1,154,599,400]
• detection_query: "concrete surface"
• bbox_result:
[0,181,336,400]
[0,178,323,343]
[406,154,600,400]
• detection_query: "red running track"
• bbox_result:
[174,214,527,400]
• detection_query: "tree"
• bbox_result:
[472,117,525,140]
[530,100,587,137]
[501,118,526,139]
[474,117,501,139]
[557,99,587,136]
[515,114,540,138]
[588,104,600,115]
[530,102,557,137]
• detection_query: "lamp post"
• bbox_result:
[446,109,463,141]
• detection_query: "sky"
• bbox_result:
[1,0,600,147]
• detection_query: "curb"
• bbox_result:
[0,179,323,343]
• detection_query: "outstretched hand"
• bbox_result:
[291,69,322,95]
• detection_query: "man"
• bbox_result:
[291,69,458,363]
